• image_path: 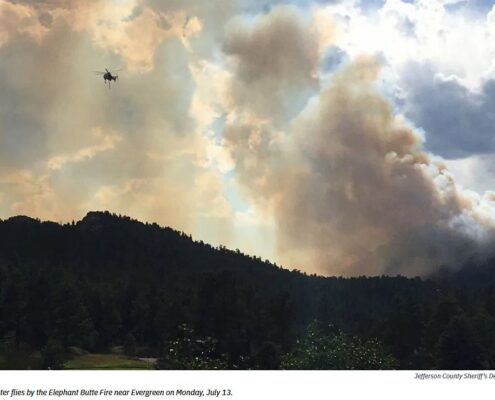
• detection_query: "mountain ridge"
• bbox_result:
[0,211,494,369]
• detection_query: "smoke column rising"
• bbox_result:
[2,1,495,276]
[222,9,495,276]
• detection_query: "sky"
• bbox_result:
[2,0,495,276]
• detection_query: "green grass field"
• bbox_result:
[0,344,155,370]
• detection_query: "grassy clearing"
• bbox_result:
[0,338,154,370]
[64,353,153,370]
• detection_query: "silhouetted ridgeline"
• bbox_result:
[1,211,495,369]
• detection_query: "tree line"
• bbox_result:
[0,211,494,369]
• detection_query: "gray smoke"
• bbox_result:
[223,22,495,276]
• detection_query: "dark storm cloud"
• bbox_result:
[401,62,495,159]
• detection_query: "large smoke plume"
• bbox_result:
[2,0,495,277]
[223,8,495,276]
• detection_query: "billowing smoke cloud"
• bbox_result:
[223,6,320,122]
[0,0,232,247]
[222,9,495,276]
[3,0,495,277]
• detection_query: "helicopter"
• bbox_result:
[93,68,119,88]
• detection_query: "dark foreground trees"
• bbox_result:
[281,323,397,369]
[0,212,495,369]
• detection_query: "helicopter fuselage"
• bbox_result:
[104,72,117,82]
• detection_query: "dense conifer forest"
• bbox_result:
[0,211,494,369]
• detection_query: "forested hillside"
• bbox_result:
[0,211,494,369]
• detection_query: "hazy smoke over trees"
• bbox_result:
[2,0,495,276]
